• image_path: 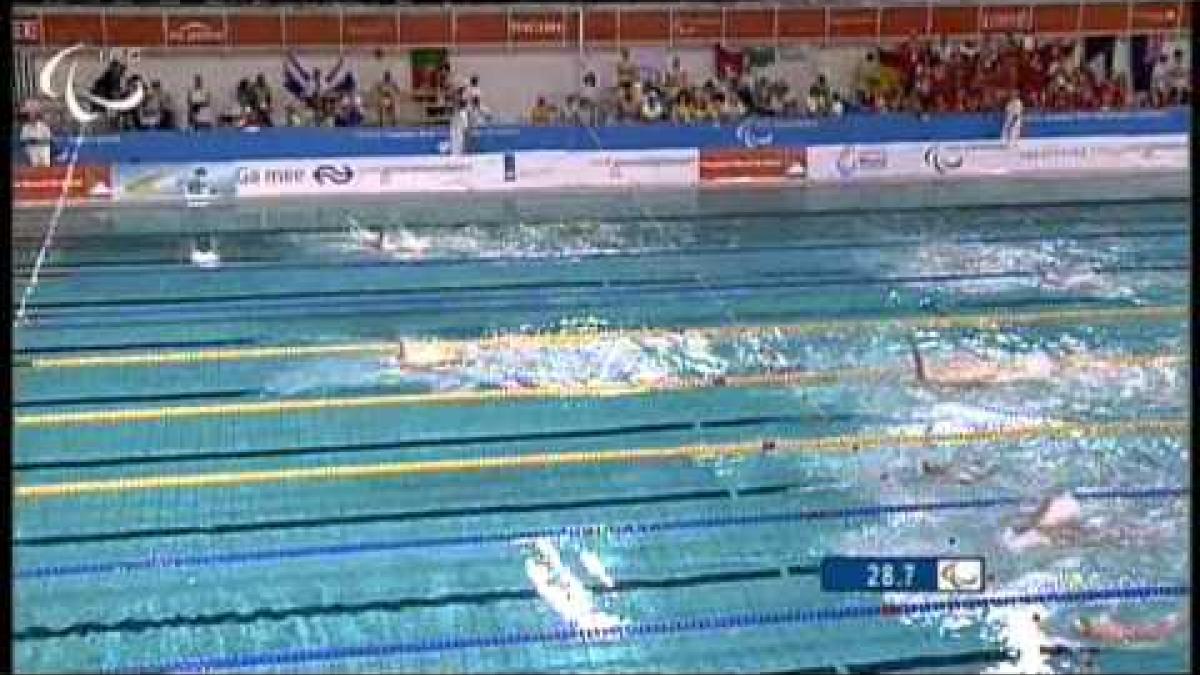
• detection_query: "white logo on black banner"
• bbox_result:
[39,44,145,124]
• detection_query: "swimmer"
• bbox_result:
[1073,611,1186,644]
[918,458,999,485]
[1000,491,1161,552]
[188,236,220,268]
[907,334,1059,388]
[381,339,465,372]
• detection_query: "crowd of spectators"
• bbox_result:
[528,38,1189,126]
[857,33,1191,116]
[17,35,1190,153]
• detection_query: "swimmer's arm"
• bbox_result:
[907,334,927,383]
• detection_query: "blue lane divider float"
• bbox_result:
[114,583,1189,673]
[18,487,1187,581]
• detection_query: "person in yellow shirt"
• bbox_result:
[529,96,559,125]
[671,91,697,123]
[691,91,720,123]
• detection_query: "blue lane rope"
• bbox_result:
[18,486,1187,581]
[113,583,1189,674]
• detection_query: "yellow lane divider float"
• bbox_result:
[14,418,1187,499]
[14,353,1185,429]
[23,305,1187,369]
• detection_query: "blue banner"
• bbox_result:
[18,107,1190,165]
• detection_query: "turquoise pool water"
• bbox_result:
[12,175,1190,673]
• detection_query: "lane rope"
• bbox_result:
[16,486,1187,579]
[21,304,1187,369]
[14,352,1186,428]
[112,583,1189,673]
[14,418,1187,498]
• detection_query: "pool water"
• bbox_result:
[12,175,1190,673]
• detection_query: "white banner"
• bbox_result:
[511,150,699,189]
[806,135,1188,183]
[234,155,508,196]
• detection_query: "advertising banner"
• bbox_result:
[806,134,1188,182]
[234,155,507,196]
[699,148,806,183]
[512,149,698,189]
[13,165,113,203]
[114,162,239,203]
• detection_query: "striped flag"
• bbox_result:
[283,53,357,101]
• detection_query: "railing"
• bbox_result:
[11,1,1190,52]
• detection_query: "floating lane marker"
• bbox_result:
[114,583,1188,673]
[22,304,1187,369]
[13,418,1186,499]
[14,352,1184,429]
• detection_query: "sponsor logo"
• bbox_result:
[835,146,887,176]
[238,167,307,187]
[735,119,774,149]
[590,157,693,169]
[510,18,564,38]
[39,44,145,124]
[13,18,40,43]
[167,19,227,45]
[923,146,965,174]
[313,164,355,185]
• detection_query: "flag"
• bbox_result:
[283,52,310,100]
[715,43,745,81]
[746,47,776,69]
[411,48,447,91]
[284,53,356,102]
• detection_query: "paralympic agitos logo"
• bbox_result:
[923,145,966,174]
[39,44,145,124]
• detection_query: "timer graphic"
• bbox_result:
[820,556,985,592]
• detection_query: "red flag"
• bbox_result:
[715,43,745,81]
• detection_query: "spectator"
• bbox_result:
[187,75,213,130]
[284,104,306,127]
[671,90,697,123]
[640,88,665,122]
[616,48,638,89]
[373,70,401,126]
[558,94,579,124]
[90,59,126,129]
[578,71,600,125]
[663,56,688,99]
[829,92,845,117]
[157,81,176,130]
[717,91,744,122]
[529,96,558,125]
[855,50,882,103]
[813,74,832,112]
[465,75,482,103]
[1003,90,1023,144]
[335,90,365,127]
[466,95,492,128]
[450,94,470,155]
[1167,49,1190,104]
[616,83,642,123]
[251,73,273,126]
[137,80,165,130]
[692,91,720,123]
[235,79,254,111]
[19,110,53,167]
[118,75,143,130]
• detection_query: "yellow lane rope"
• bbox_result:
[15,354,1184,429]
[22,305,1187,369]
[14,418,1187,499]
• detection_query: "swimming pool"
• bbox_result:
[12,174,1190,673]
